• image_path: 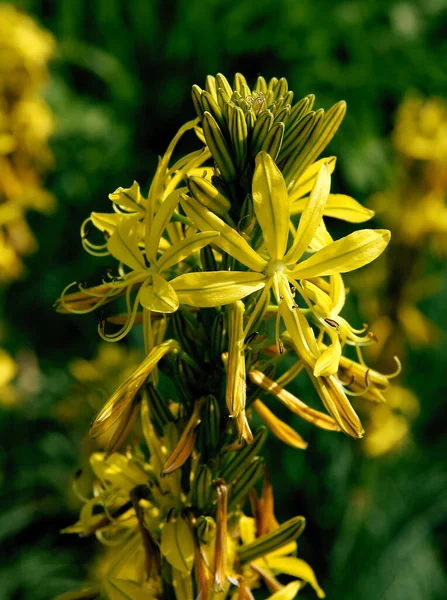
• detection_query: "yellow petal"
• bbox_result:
[284,163,331,265]
[267,581,301,600]
[160,517,195,573]
[104,578,156,600]
[90,212,126,236]
[253,400,308,449]
[109,181,143,211]
[90,340,178,438]
[89,453,147,493]
[291,193,374,223]
[267,557,325,598]
[248,370,340,432]
[181,196,266,272]
[157,231,219,271]
[146,188,184,261]
[313,339,341,377]
[288,156,336,201]
[252,151,289,261]
[171,271,266,307]
[291,230,390,279]
[226,301,246,417]
[107,220,145,271]
[139,274,179,313]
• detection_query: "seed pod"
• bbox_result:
[228,457,264,511]
[191,464,213,509]
[219,426,268,484]
[203,112,236,181]
[237,516,306,563]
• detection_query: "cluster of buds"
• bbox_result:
[0,4,55,283]
[57,73,396,599]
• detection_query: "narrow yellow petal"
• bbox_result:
[89,340,178,438]
[253,400,308,449]
[288,157,336,201]
[323,194,374,223]
[157,231,219,271]
[267,581,300,600]
[171,271,266,307]
[313,339,341,377]
[248,370,340,432]
[146,188,184,262]
[181,195,267,272]
[252,151,290,261]
[284,163,331,265]
[291,230,391,279]
[267,557,325,598]
[107,220,145,271]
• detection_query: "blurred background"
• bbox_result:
[0,0,446,598]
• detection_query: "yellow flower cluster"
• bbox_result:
[57,73,396,599]
[352,95,447,456]
[0,4,55,283]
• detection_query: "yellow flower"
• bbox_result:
[173,152,389,374]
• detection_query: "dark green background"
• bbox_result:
[1,1,446,598]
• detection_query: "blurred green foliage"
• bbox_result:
[1,0,446,598]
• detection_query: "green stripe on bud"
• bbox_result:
[280,110,324,175]
[145,383,173,437]
[229,105,248,166]
[260,122,285,162]
[196,515,216,544]
[219,426,268,484]
[254,76,268,93]
[203,112,237,181]
[201,91,226,130]
[203,394,221,454]
[250,110,274,156]
[216,73,233,97]
[288,100,347,184]
[272,77,288,99]
[228,456,264,511]
[237,516,306,563]
[191,464,213,509]
[186,175,231,217]
[191,85,204,118]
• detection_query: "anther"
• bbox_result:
[245,331,259,345]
